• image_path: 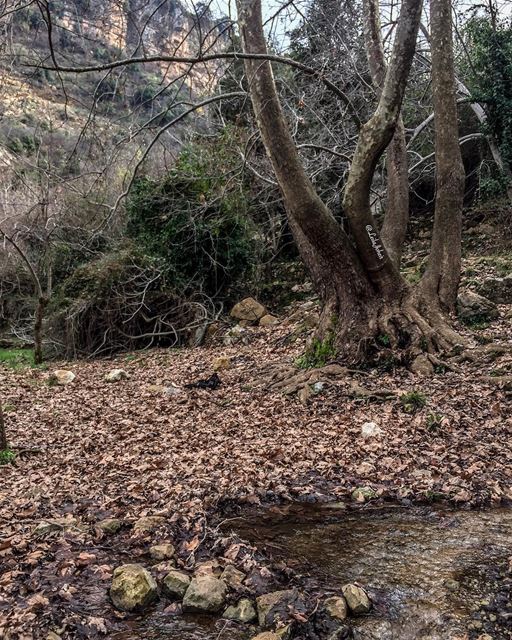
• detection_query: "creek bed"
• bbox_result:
[122,505,512,639]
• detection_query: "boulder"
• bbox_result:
[230,297,267,323]
[110,564,158,612]
[213,356,231,372]
[162,570,191,599]
[256,589,300,628]
[98,518,123,534]
[133,515,166,533]
[223,598,257,623]
[478,275,512,304]
[49,370,75,386]
[409,354,434,377]
[220,564,245,588]
[105,369,128,382]
[259,314,279,327]
[341,584,371,614]
[149,543,175,561]
[457,290,499,323]
[182,575,227,613]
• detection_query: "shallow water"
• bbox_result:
[122,505,512,639]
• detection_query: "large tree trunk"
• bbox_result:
[363,0,410,267]
[237,0,462,365]
[416,0,465,314]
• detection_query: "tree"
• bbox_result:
[236,0,464,366]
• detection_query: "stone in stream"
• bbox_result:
[223,598,257,623]
[341,583,371,614]
[256,588,302,628]
[162,570,191,599]
[182,575,227,613]
[149,543,175,561]
[314,596,350,638]
[110,564,158,612]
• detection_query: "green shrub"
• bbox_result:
[0,449,15,465]
[400,390,427,413]
[0,349,35,369]
[126,139,258,298]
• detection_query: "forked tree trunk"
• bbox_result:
[237,0,463,364]
[363,0,410,267]
[416,0,465,314]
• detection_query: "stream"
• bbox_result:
[117,505,512,639]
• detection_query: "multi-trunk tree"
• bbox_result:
[236,0,465,367]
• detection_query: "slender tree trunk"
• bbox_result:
[417,0,465,313]
[363,0,410,266]
[0,398,6,451]
[34,296,47,365]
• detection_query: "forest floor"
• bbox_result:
[1,219,512,638]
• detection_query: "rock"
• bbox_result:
[409,354,434,377]
[323,596,348,621]
[351,487,376,503]
[213,356,231,371]
[314,596,349,638]
[256,589,300,628]
[182,575,227,613]
[341,584,371,614]
[250,634,280,640]
[230,297,267,323]
[98,518,122,534]
[457,290,499,323]
[147,384,166,394]
[195,559,222,577]
[133,515,166,533]
[49,370,75,386]
[223,598,257,623]
[259,314,279,327]
[47,633,62,640]
[149,543,175,561]
[478,275,512,304]
[360,422,382,438]
[220,564,245,588]
[162,570,191,599]
[110,564,158,612]
[33,521,63,537]
[105,369,128,382]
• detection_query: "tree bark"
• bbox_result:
[34,296,47,365]
[0,398,6,451]
[417,0,465,313]
[363,0,410,267]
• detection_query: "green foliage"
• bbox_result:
[376,334,391,347]
[126,135,258,298]
[0,349,35,369]
[400,390,427,413]
[0,449,15,465]
[426,412,444,431]
[460,313,491,329]
[296,334,336,369]
[464,14,512,197]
